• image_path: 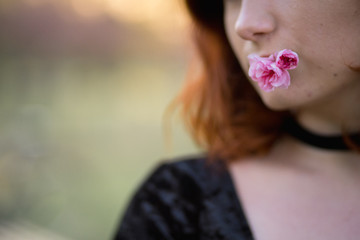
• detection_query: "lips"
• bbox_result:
[247,49,299,92]
[259,54,271,58]
[258,53,276,61]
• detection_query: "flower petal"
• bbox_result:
[248,49,298,92]
[275,49,299,70]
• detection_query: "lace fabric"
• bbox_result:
[114,156,254,240]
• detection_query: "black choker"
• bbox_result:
[283,118,360,151]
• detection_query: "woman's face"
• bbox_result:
[224,0,360,111]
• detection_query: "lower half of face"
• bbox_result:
[252,55,360,112]
[224,0,360,112]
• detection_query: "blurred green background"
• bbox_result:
[0,0,199,239]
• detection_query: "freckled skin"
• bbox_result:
[226,3,360,238]
[224,0,360,111]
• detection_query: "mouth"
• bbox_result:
[247,49,299,92]
[259,53,273,58]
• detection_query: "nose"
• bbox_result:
[234,1,276,41]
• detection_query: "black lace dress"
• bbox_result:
[113,156,254,240]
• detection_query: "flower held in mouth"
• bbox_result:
[248,49,299,92]
[275,49,299,70]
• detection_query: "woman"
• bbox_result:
[114,0,360,239]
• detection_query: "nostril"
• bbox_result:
[253,32,266,37]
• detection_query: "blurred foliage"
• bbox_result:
[0,0,199,239]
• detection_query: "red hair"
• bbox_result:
[171,0,289,163]
[171,0,360,161]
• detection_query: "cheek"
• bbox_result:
[290,4,360,68]
[225,32,250,78]
[339,33,360,69]
[224,9,249,69]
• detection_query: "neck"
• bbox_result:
[268,77,360,175]
[269,135,360,177]
[294,80,360,135]
[285,88,360,172]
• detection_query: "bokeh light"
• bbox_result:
[0,0,198,239]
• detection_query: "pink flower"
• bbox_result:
[248,49,298,92]
[275,49,299,70]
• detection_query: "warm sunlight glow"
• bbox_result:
[19,0,189,42]
[70,0,104,18]
[104,0,189,37]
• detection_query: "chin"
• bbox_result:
[258,89,298,111]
